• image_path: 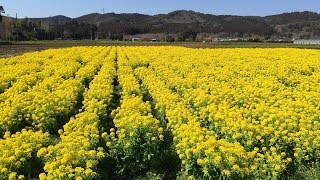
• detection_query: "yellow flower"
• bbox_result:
[222,169,231,176]
[8,172,17,180]
[232,164,240,171]
[197,158,205,166]
[159,134,164,140]
[274,165,281,171]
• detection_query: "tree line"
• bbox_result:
[1,8,319,42]
[0,17,98,41]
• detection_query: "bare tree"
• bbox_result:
[0,6,5,22]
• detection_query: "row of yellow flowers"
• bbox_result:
[101,47,164,176]
[1,46,320,179]
[134,67,255,178]
[0,129,51,180]
[128,46,320,179]
[0,50,61,93]
[0,47,110,179]
[146,47,320,170]
[0,47,112,135]
[37,47,117,179]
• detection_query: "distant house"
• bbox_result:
[217,38,241,42]
[34,28,46,35]
[33,28,46,40]
[124,34,166,41]
[132,38,140,42]
[293,39,320,45]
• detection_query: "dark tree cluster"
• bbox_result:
[0,16,97,41]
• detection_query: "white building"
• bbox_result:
[293,39,320,45]
[132,38,140,42]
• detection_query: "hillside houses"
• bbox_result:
[293,39,320,44]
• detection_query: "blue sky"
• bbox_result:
[2,0,320,18]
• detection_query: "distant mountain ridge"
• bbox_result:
[0,10,316,41]
[27,10,320,39]
[30,15,71,24]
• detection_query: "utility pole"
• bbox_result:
[15,13,18,42]
[0,5,5,41]
[59,19,63,40]
[90,24,92,40]
[48,22,51,40]
[61,24,63,40]
[48,16,52,40]
[6,13,11,41]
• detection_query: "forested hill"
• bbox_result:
[1,10,320,41]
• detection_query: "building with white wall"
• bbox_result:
[293,39,320,44]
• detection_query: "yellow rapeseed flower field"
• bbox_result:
[0,46,320,179]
